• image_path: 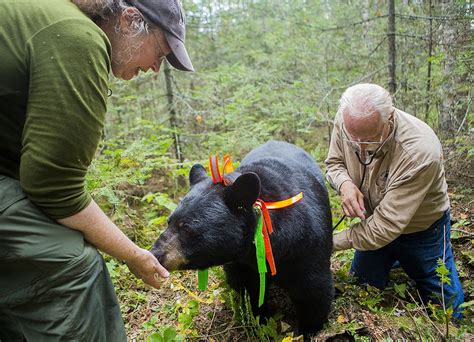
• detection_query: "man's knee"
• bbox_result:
[350,253,390,289]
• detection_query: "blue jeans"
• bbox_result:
[350,210,464,318]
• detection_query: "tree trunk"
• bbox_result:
[387,0,397,95]
[424,0,434,122]
[164,62,183,163]
[439,0,456,132]
[362,0,370,45]
[438,0,471,133]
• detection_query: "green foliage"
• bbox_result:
[393,283,407,299]
[106,259,122,280]
[149,326,185,342]
[177,299,200,331]
[142,192,178,212]
[436,258,452,286]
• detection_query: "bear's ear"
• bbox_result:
[225,172,261,209]
[189,164,208,186]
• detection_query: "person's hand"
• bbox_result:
[125,248,170,289]
[340,181,366,220]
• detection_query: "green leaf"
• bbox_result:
[459,299,474,308]
[162,326,178,341]
[394,283,407,299]
[149,332,163,342]
[149,216,168,226]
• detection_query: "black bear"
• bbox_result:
[151,140,334,337]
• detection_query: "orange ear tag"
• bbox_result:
[223,154,234,173]
[209,154,222,184]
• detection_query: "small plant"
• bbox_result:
[434,258,453,338]
[225,289,282,341]
[393,283,407,299]
[142,315,159,331]
[149,325,185,342]
[357,285,384,313]
[177,299,200,335]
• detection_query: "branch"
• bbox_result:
[400,299,424,340]
[396,13,471,22]
[368,36,388,57]
[287,14,389,32]
[350,64,390,86]
[452,228,474,238]
[394,33,428,40]
[457,90,472,133]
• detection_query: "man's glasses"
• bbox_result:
[341,121,390,155]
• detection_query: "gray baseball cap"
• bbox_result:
[124,0,194,72]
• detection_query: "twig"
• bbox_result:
[458,172,474,179]
[286,14,389,32]
[368,36,388,57]
[350,64,390,86]
[407,289,444,337]
[451,228,474,237]
[396,13,471,21]
[457,91,472,133]
[393,33,428,40]
[207,302,218,334]
[400,298,424,341]
[441,224,449,339]
[197,324,253,338]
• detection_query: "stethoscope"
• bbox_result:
[332,150,377,230]
[332,116,394,230]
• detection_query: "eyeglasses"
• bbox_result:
[341,121,391,154]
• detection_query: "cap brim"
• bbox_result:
[165,33,194,72]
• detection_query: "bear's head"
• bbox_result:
[150,164,261,271]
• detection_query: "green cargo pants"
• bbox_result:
[0,175,127,341]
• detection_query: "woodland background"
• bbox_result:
[87,0,473,340]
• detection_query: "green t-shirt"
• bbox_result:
[0,0,111,219]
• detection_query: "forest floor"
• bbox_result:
[103,134,473,342]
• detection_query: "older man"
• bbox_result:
[326,83,464,318]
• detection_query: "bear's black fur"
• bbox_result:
[151,140,334,336]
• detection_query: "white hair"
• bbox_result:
[70,0,151,36]
[339,83,393,121]
[71,0,156,64]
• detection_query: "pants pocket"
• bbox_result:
[0,176,27,213]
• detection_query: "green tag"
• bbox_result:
[198,269,208,290]
[254,208,267,307]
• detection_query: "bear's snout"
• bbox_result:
[150,232,188,271]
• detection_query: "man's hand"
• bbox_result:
[340,181,366,220]
[125,248,170,289]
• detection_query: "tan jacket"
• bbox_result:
[326,109,449,251]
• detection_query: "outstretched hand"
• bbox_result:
[126,248,170,289]
[340,181,366,220]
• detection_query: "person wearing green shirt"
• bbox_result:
[0,0,194,340]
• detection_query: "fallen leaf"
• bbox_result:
[337,314,349,323]
[281,321,291,333]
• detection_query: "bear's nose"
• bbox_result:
[150,246,163,261]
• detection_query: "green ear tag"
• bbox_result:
[198,269,208,290]
[254,208,267,307]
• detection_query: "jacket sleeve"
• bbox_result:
[20,19,111,219]
[333,159,440,251]
[325,113,353,193]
